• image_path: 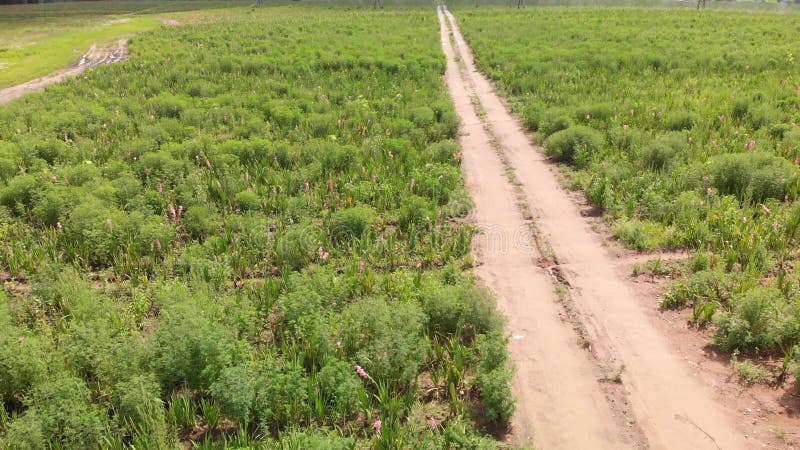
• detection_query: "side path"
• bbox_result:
[0,40,127,105]
[437,7,637,450]
[441,6,752,450]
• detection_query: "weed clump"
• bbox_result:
[665,111,699,131]
[329,206,376,242]
[544,125,603,167]
[709,152,796,204]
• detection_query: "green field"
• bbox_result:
[456,6,800,370]
[0,1,253,89]
[7,0,800,447]
[0,6,513,448]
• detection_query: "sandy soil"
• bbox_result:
[0,39,127,105]
[438,8,639,449]
[439,5,768,449]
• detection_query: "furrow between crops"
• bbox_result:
[438,6,634,450]
[441,5,753,450]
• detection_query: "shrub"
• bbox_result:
[521,101,544,131]
[408,106,435,127]
[475,331,514,427]
[152,303,236,389]
[544,126,603,167]
[640,133,686,171]
[183,205,217,240]
[476,367,514,427]
[316,359,365,419]
[329,206,376,242]
[612,219,664,251]
[5,376,106,449]
[274,224,320,270]
[665,111,699,131]
[574,103,614,122]
[662,269,734,309]
[538,110,574,138]
[0,327,49,403]
[235,190,261,212]
[338,296,428,388]
[769,123,792,140]
[746,104,777,130]
[709,152,796,203]
[274,429,356,450]
[714,287,789,352]
[428,140,460,164]
[211,363,260,427]
[112,374,170,443]
[398,195,433,232]
[641,141,676,171]
[421,282,501,340]
[731,98,751,121]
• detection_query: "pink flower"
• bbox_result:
[355,365,368,379]
[322,252,329,260]
[56,222,62,231]
[50,176,57,183]
[169,204,177,220]
[318,247,325,257]
[157,183,163,194]
[359,261,365,273]
[373,420,382,433]
[622,124,628,130]
[428,417,438,429]
[177,205,184,217]
[305,182,310,193]
[706,187,713,196]
[205,159,212,169]
[746,139,756,150]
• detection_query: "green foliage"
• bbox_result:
[714,287,797,353]
[152,303,237,389]
[662,269,735,310]
[339,296,428,388]
[421,282,501,340]
[665,111,698,131]
[475,332,514,427]
[274,224,319,270]
[398,195,433,232]
[544,126,603,167]
[329,206,376,242]
[316,359,365,420]
[112,374,172,446]
[709,152,795,204]
[0,6,509,447]
[4,377,105,449]
[235,190,261,212]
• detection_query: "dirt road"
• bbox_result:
[439,5,753,450]
[0,39,127,105]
